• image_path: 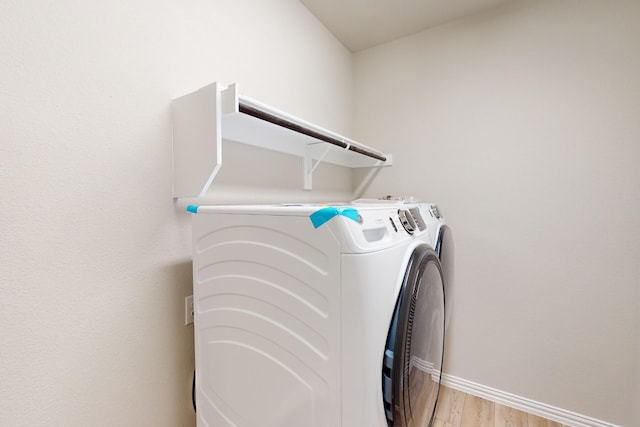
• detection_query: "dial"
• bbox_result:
[398,209,417,234]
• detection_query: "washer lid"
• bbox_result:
[382,245,445,427]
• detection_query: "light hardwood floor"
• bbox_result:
[433,386,569,427]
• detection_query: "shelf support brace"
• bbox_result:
[304,145,333,190]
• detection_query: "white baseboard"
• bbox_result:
[440,374,621,427]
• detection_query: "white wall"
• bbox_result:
[0,0,352,425]
[354,1,640,425]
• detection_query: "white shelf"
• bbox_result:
[172,82,392,198]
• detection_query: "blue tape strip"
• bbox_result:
[186,205,199,214]
[310,207,359,229]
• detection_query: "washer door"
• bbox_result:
[435,224,454,330]
[382,245,445,427]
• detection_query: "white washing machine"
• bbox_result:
[189,201,453,427]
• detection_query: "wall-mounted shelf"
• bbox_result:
[172,82,392,198]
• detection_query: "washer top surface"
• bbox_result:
[189,199,444,254]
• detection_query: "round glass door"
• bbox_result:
[382,245,445,427]
[435,224,454,330]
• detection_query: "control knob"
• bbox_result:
[398,209,417,235]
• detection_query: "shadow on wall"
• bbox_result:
[160,259,197,424]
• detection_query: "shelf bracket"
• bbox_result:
[303,144,333,190]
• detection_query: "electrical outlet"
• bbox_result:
[185,295,194,325]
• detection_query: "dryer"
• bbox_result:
[189,202,453,427]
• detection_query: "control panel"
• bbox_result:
[340,203,436,251]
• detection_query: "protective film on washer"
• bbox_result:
[186,205,199,213]
[309,207,359,229]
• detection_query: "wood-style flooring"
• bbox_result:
[433,386,570,427]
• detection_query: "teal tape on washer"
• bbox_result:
[186,205,199,214]
[310,207,359,229]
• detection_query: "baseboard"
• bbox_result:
[440,374,621,427]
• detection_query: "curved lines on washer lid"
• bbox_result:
[198,261,330,319]
[195,225,330,276]
[201,301,330,361]
[203,330,322,426]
